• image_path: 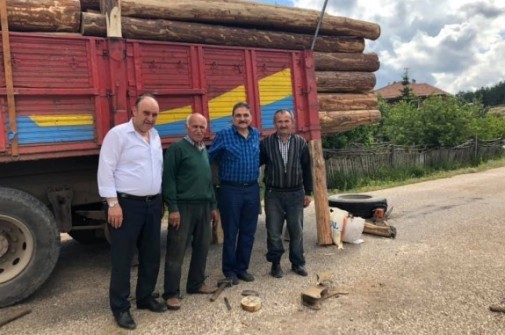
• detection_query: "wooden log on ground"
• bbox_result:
[81,13,365,53]
[120,0,380,40]
[2,0,80,32]
[314,52,379,72]
[309,140,332,246]
[316,72,376,93]
[362,222,397,238]
[318,93,378,111]
[319,110,381,134]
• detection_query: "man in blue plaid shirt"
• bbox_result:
[208,102,260,284]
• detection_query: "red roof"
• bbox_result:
[375,82,451,100]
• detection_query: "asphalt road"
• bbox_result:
[2,167,505,335]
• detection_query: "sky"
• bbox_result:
[253,0,505,94]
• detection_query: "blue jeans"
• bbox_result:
[264,188,305,267]
[218,183,260,277]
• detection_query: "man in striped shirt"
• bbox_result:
[260,109,312,278]
[208,102,260,284]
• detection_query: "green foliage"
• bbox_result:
[457,81,505,106]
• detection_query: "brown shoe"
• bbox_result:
[187,283,218,294]
[165,297,181,310]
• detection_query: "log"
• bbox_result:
[1,0,80,32]
[100,0,121,37]
[80,0,99,11]
[316,71,376,93]
[318,93,378,111]
[120,0,380,40]
[309,140,332,246]
[314,52,379,72]
[319,110,381,134]
[81,13,365,53]
[362,222,397,238]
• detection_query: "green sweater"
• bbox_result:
[162,139,216,212]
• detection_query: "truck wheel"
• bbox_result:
[0,187,60,308]
[328,194,387,219]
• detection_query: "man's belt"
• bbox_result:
[220,180,258,188]
[117,192,160,201]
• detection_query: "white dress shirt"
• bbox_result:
[97,119,163,198]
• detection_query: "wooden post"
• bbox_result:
[0,0,18,156]
[100,0,121,38]
[309,140,333,245]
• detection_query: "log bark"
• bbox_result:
[314,52,379,72]
[318,93,378,111]
[100,0,121,37]
[2,0,80,32]
[316,71,376,93]
[362,222,397,238]
[319,110,381,134]
[80,0,99,11]
[309,140,333,246]
[120,0,380,40]
[81,13,365,53]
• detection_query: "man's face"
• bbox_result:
[132,97,159,135]
[186,114,207,143]
[232,106,252,130]
[274,111,294,137]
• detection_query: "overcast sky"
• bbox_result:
[254,0,505,94]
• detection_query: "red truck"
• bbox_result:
[0,32,320,307]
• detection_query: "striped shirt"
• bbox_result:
[208,125,260,183]
[260,133,312,195]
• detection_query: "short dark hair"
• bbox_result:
[232,102,250,116]
[273,109,294,123]
[135,93,157,109]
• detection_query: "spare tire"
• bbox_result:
[328,194,387,219]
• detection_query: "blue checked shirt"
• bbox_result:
[208,125,260,183]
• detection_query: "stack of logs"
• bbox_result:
[4,0,381,134]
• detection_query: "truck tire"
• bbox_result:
[328,194,387,219]
[0,187,60,308]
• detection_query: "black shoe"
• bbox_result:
[270,263,284,278]
[137,298,168,313]
[114,310,136,330]
[237,271,255,282]
[227,275,239,285]
[292,265,308,276]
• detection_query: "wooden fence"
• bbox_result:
[324,139,504,188]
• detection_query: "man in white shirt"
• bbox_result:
[98,93,166,330]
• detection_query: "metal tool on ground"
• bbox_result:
[0,307,32,328]
[241,296,262,312]
[224,297,232,311]
[210,277,233,302]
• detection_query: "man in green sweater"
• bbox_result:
[162,113,219,310]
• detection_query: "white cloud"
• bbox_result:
[287,0,505,94]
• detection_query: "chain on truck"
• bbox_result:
[0,27,322,307]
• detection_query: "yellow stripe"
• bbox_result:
[31,114,93,127]
[258,68,292,105]
[208,86,247,119]
[157,106,193,124]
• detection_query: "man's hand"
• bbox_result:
[211,209,220,223]
[169,212,181,230]
[303,195,312,208]
[108,205,124,229]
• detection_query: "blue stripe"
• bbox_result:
[13,116,94,145]
[261,96,294,130]
[210,116,233,133]
[155,120,187,137]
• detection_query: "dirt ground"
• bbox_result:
[1,167,505,335]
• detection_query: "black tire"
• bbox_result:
[0,187,60,308]
[328,194,387,219]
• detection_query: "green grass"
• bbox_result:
[328,156,505,193]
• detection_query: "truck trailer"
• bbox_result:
[0,32,320,307]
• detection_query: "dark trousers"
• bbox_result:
[163,203,212,299]
[218,183,260,277]
[108,196,162,314]
[264,188,305,267]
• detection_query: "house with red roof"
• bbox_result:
[375,80,451,103]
